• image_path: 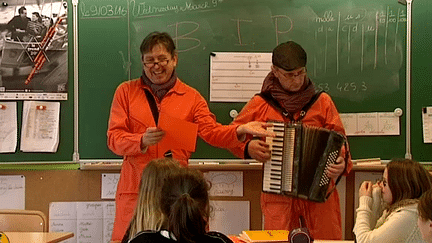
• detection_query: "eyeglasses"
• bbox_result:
[278,67,306,79]
[143,59,170,68]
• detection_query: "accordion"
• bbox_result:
[263,121,345,202]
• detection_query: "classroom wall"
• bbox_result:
[0,165,405,240]
[0,166,264,233]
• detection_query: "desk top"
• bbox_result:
[316,241,355,243]
[79,160,389,171]
[3,232,74,243]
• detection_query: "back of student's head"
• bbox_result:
[387,158,432,205]
[126,158,182,240]
[419,189,432,221]
[161,168,210,243]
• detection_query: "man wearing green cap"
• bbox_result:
[228,41,352,240]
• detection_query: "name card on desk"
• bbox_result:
[0,175,25,209]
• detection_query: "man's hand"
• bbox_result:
[326,156,345,181]
[247,139,271,162]
[236,121,275,141]
[141,127,165,149]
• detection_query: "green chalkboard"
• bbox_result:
[5,0,432,164]
[77,0,411,161]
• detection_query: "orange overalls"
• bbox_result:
[107,78,242,241]
[229,93,353,240]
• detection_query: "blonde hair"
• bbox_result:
[125,158,182,241]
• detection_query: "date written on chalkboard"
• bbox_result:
[317,82,367,93]
[79,0,224,19]
[80,3,128,18]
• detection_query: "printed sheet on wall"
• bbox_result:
[0,0,68,100]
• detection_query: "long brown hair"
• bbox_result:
[124,158,182,241]
[418,189,432,221]
[161,168,210,243]
[387,159,432,205]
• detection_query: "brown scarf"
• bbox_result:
[261,71,316,114]
[141,70,178,100]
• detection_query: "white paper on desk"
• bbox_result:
[20,101,60,152]
[0,102,17,153]
[0,175,25,209]
[422,107,432,143]
[101,173,120,199]
[204,171,243,197]
[209,200,250,235]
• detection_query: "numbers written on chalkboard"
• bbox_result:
[317,82,367,93]
[80,3,128,18]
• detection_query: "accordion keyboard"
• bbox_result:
[263,122,296,194]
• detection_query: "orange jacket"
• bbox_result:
[108,78,242,240]
[229,92,352,240]
[108,78,242,194]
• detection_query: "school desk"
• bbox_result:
[3,231,74,243]
[316,241,355,243]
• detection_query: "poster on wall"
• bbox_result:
[0,0,68,100]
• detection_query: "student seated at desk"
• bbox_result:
[128,168,233,243]
[353,159,432,243]
[121,158,182,243]
[418,189,432,243]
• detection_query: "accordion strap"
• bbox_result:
[144,89,159,125]
[257,91,324,122]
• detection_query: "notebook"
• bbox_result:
[238,230,289,242]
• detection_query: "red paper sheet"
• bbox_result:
[158,112,198,152]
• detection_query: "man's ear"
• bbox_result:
[173,54,178,67]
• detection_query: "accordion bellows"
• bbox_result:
[263,121,345,202]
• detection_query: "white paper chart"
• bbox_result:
[340,112,400,136]
[49,201,115,243]
[0,175,25,209]
[422,107,432,143]
[210,52,272,102]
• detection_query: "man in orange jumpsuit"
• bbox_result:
[228,41,352,240]
[107,32,274,241]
